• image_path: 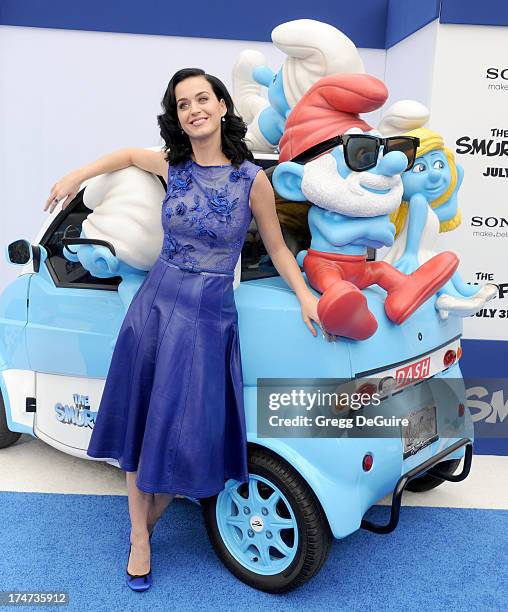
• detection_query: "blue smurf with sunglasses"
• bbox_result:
[273,74,459,340]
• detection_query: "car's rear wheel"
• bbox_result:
[201,447,333,593]
[406,459,461,492]
[0,391,21,449]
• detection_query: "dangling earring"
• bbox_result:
[180,128,184,134]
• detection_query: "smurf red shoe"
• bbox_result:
[317,281,378,340]
[384,251,459,324]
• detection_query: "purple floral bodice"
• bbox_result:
[160,158,262,274]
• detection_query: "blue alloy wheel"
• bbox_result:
[216,475,299,575]
[201,448,333,593]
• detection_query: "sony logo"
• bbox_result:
[486,68,508,80]
[471,216,508,227]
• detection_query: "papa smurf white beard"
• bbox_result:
[300,152,403,217]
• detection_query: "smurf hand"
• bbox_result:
[362,221,396,248]
[252,65,275,88]
[394,255,420,275]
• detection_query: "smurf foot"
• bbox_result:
[384,251,459,324]
[317,281,378,340]
[436,283,499,319]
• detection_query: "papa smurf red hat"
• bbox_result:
[278,73,389,162]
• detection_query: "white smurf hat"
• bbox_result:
[82,164,165,271]
[272,19,365,109]
[377,99,430,137]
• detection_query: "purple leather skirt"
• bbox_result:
[87,256,249,497]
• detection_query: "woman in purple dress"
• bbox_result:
[44,68,321,591]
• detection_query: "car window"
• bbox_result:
[241,165,311,282]
[40,190,121,290]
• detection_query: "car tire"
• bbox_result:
[201,447,333,593]
[405,459,461,493]
[0,391,21,449]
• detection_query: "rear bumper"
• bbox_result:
[361,437,473,534]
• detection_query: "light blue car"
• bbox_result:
[0,161,473,593]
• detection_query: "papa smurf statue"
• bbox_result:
[272,74,459,340]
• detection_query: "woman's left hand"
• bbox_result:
[299,292,322,337]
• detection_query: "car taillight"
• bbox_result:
[458,403,465,418]
[362,453,374,471]
[357,382,377,398]
[443,349,456,368]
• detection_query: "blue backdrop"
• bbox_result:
[3,0,505,49]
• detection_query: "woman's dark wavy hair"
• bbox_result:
[157,68,254,168]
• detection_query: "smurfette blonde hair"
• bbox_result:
[391,128,461,236]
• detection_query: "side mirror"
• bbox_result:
[6,239,33,265]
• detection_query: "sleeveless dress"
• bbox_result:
[86,158,262,497]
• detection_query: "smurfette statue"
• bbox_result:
[384,128,497,318]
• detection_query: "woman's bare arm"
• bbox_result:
[44,148,169,212]
[250,170,321,336]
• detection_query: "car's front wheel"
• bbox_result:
[0,392,21,449]
[201,447,333,593]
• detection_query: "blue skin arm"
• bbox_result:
[433,165,479,296]
[252,65,274,87]
[452,273,481,296]
[393,193,428,274]
[310,208,396,251]
[258,106,286,146]
[434,164,463,223]
[434,197,457,223]
[394,190,477,297]
[439,273,481,298]
[253,66,290,144]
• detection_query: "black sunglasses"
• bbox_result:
[291,134,421,172]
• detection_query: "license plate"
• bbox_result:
[401,405,438,458]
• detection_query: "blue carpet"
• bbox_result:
[0,493,506,612]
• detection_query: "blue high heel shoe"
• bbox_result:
[126,542,152,592]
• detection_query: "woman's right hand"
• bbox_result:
[42,148,167,213]
[44,172,83,213]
